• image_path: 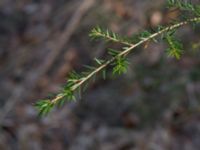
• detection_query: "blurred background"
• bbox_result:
[0,0,200,150]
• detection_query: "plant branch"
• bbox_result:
[50,17,200,105]
[90,27,134,46]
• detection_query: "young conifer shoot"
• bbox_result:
[35,0,200,116]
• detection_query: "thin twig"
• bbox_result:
[51,17,200,104]
[95,31,134,46]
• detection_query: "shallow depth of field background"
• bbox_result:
[0,0,200,150]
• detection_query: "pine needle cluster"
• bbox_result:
[35,0,200,116]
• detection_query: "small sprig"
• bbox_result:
[165,34,183,59]
[35,100,54,116]
[89,26,133,46]
[35,0,200,116]
[112,56,129,75]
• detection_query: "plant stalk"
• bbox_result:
[51,17,200,104]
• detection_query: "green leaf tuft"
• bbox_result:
[112,57,129,75]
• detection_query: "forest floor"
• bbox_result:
[0,0,200,150]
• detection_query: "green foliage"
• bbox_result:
[167,0,200,16]
[108,48,120,56]
[89,26,133,46]
[35,100,54,116]
[132,30,152,43]
[112,56,129,75]
[35,0,200,116]
[165,34,183,59]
